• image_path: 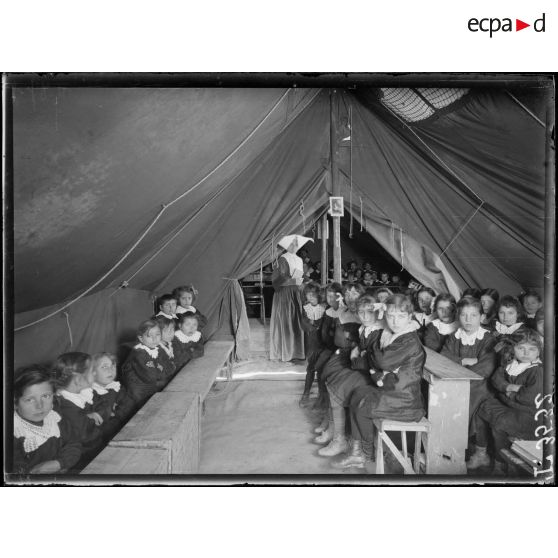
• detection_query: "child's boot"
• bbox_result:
[467,445,490,469]
[492,460,507,476]
[314,414,329,433]
[331,439,366,468]
[318,434,349,457]
[314,424,334,444]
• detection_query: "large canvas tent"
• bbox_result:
[9,76,552,369]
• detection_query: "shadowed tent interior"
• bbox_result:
[11,82,550,369]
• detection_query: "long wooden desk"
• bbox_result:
[423,347,483,475]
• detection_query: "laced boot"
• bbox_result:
[318,434,349,457]
[314,425,334,444]
[331,439,367,469]
[467,446,490,469]
[314,415,330,434]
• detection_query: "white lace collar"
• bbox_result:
[495,321,524,335]
[92,381,121,395]
[304,303,325,321]
[159,341,174,359]
[135,343,159,359]
[454,327,489,346]
[359,324,382,338]
[175,330,202,343]
[14,410,62,453]
[58,388,94,409]
[176,305,196,315]
[325,306,343,318]
[156,310,178,319]
[506,358,542,377]
[431,319,459,336]
[380,321,420,348]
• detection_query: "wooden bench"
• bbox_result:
[109,391,200,474]
[422,347,483,474]
[81,339,235,475]
[164,340,235,400]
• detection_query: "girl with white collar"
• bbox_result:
[52,352,104,467]
[172,285,208,330]
[172,312,204,370]
[122,320,174,412]
[423,293,459,352]
[473,330,544,473]
[491,295,529,367]
[90,352,134,441]
[441,297,498,467]
[13,365,81,474]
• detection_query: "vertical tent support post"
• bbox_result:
[330,88,342,284]
[321,213,328,286]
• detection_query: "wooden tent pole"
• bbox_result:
[321,213,328,285]
[330,89,342,284]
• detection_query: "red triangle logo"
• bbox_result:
[516,19,530,31]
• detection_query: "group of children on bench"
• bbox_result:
[12,285,207,475]
[300,281,545,474]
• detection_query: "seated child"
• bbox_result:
[480,288,499,326]
[373,287,392,304]
[423,293,458,352]
[462,287,482,300]
[154,293,178,323]
[492,295,529,366]
[154,315,178,381]
[51,352,104,466]
[519,289,543,331]
[440,297,498,463]
[122,320,174,411]
[90,352,134,441]
[473,330,543,473]
[13,365,81,474]
[319,294,384,463]
[172,285,207,329]
[312,282,345,412]
[362,271,374,287]
[412,287,436,335]
[344,294,425,468]
[315,282,363,450]
[172,312,205,370]
[377,272,391,286]
[299,282,327,407]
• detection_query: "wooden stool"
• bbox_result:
[373,417,430,474]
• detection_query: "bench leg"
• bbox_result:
[401,431,408,460]
[375,429,384,474]
[414,430,422,473]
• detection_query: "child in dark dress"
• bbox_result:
[154,293,179,324]
[315,282,363,453]
[322,294,384,466]
[412,286,436,340]
[90,352,134,441]
[12,365,82,474]
[423,293,458,352]
[473,330,543,473]
[440,297,498,468]
[122,320,174,412]
[491,295,529,367]
[173,285,208,329]
[480,288,499,327]
[312,282,344,412]
[346,294,426,468]
[299,282,327,407]
[154,315,178,381]
[51,352,104,467]
[172,312,205,370]
[519,290,543,331]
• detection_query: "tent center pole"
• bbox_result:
[330,88,342,284]
[321,213,328,285]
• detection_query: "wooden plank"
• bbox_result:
[424,347,483,382]
[164,340,235,399]
[81,446,169,475]
[110,391,200,474]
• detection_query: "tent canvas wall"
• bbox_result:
[8,77,552,370]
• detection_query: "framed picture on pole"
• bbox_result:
[329,196,344,217]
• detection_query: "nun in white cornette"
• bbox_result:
[269,235,313,362]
